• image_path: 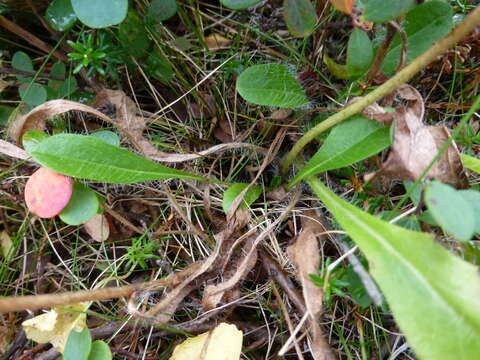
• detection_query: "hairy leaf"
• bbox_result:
[284,0,317,38]
[236,64,308,108]
[308,177,480,360]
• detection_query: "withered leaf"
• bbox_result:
[287,211,335,360]
[367,85,468,189]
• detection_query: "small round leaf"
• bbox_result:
[59,181,99,225]
[71,0,128,28]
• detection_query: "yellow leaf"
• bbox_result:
[329,0,354,14]
[22,302,89,353]
[170,323,242,360]
[0,231,13,258]
[205,34,232,51]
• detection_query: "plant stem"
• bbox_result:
[281,5,480,177]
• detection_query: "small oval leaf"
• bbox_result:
[12,51,33,72]
[347,28,374,76]
[284,0,317,38]
[19,83,47,107]
[425,181,475,242]
[45,0,77,31]
[59,181,99,225]
[147,0,177,22]
[71,0,128,28]
[236,64,308,108]
[64,328,92,360]
[88,340,112,360]
[220,0,263,10]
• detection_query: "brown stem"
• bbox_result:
[389,20,408,72]
[365,23,396,83]
[0,15,67,62]
[0,263,203,313]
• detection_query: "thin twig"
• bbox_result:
[388,20,408,72]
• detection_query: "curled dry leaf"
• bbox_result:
[169,323,242,360]
[205,33,232,51]
[287,211,335,360]
[22,302,88,353]
[25,167,73,218]
[84,213,110,242]
[0,139,29,160]
[8,100,120,144]
[365,85,468,189]
[202,233,258,311]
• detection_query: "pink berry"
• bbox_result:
[25,168,73,218]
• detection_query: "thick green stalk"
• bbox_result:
[281,5,480,176]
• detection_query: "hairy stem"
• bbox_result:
[281,5,480,177]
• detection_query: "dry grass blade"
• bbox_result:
[286,211,336,360]
[0,139,29,159]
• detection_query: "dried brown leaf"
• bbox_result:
[287,212,335,360]
[378,85,468,188]
[8,100,119,144]
[0,139,29,159]
[84,214,110,242]
[205,34,232,51]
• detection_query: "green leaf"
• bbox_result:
[220,0,263,10]
[236,64,308,108]
[28,133,205,183]
[424,181,475,242]
[59,181,99,225]
[19,83,47,107]
[45,0,77,31]
[145,50,174,83]
[382,1,453,73]
[22,131,49,153]
[364,0,416,23]
[90,131,120,146]
[147,0,177,22]
[307,176,480,360]
[283,0,317,38]
[119,9,150,58]
[0,105,14,126]
[58,76,78,98]
[323,54,352,80]
[71,0,128,28]
[12,51,33,72]
[461,154,480,174]
[64,328,92,360]
[458,190,480,234]
[347,28,374,76]
[88,341,112,360]
[289,115,391,187]
[51,61,66,79]
[222,183,262,213]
